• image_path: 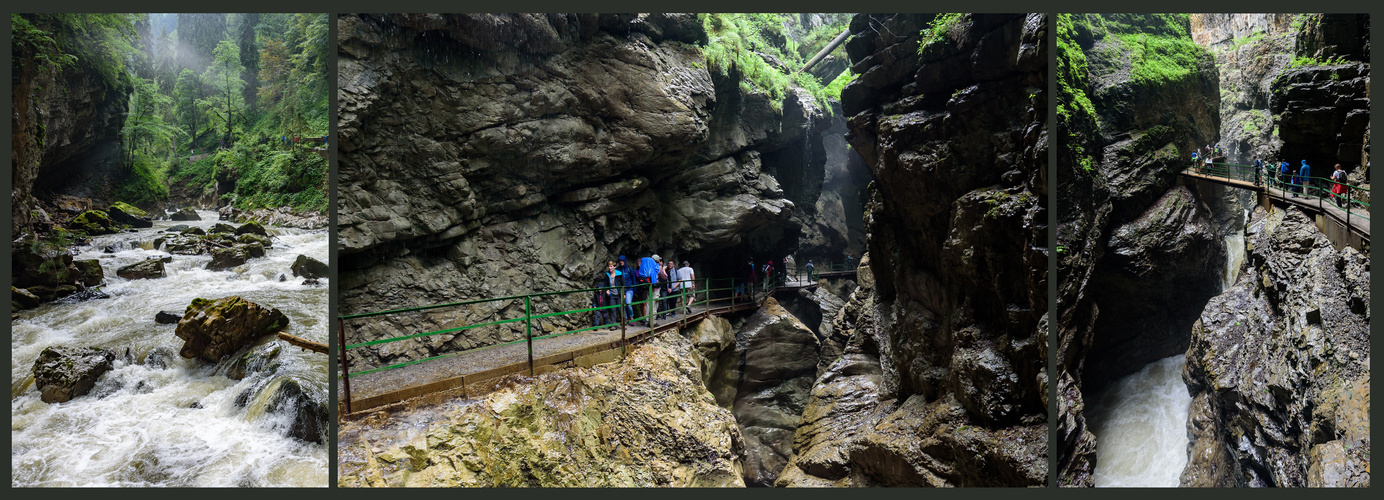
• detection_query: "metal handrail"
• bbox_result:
[337,261,860,413]
[1184,161,1370,228]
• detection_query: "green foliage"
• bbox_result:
[1288,55,1349,69]
[200,40,247,144]
[918,13,967,52]
[699,13,834,113]
[823,69,856,101]
[122,77,181,156]
[1110,31,1207,89]
[114,153,171,206]
[12,14,141,94]
[230,145,328,212]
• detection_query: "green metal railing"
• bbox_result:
[1185,161,1370,227]
[337,260,860,412]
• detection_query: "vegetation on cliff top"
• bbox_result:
[699,13,850,113]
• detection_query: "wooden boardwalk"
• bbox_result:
[338,274,849,416]
[1181,170,1370,237]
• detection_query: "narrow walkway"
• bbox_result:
[338,271,854,415]
[1181,169,1370,237]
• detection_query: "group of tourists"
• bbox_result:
[1255,156,1351,206]
[592,254,696,328]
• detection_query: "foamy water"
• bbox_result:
[11,210,328,486]
[1086,355,1192,487]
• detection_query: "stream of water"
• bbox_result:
[10,211,328,487]
[1086,354,1191,487]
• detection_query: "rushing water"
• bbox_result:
[1086,355,1192,487]
[11,211,328,487]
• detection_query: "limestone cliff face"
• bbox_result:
[11,21,129,237]
[777,13,1048,487]
[1180,207,1370,487]
[1188,14,1295,162]
[1055,13,1223,485]
[1189,13,1370,175]
[336,14,863,369]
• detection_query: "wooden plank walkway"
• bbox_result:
[1181,170,1370,237]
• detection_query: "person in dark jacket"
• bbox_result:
[1298,160,1312,197]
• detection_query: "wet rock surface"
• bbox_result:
[336,13,862,369]
[116,259,166,280]
[1055,14,1222,485]
[337,332,745,487]
[725,298,820,486]
[1181,207,1370,487]
[779,14,1049,487]
[170,208,201,221]
[174,296,291,362]
[32,345,117,403]
[266,378,329,444]
[291,254,329,279]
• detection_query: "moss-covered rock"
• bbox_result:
[206,245,251,271]
[170,207,201,221]
[236,233,273,249]
[71,259,104,287]
[70,210,120,235]
[209,222,238,234]
[180,226,206,236]
[13,286,42,310]
[108,202,152,228]
[235,221,269,237]
[116,259,166,280]
[174,296,290,362]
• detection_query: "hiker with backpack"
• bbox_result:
[1331,164,1349,207]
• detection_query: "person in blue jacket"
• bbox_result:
[1298,160,1312,197]
[1279,160,1291,192]
[635,254,661,325]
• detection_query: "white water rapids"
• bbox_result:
[11,210,328,486]
[1086,355,1192,487]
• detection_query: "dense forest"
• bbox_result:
[11,13,329,214]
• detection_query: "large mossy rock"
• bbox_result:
[174,296,290,362]
[70,210,120,235]
[291,255,329,279]
[32,345,116,403]
[116,259,166,280]
[13,286,42,310]
[235,221,269,237]
[170,207,201,221]
[108,202,153,228]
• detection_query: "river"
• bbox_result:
[10,210,328,487]
[1086,354,1192,487]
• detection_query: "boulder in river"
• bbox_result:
[235,221,269,237]
[174,296,290,362]
[32,345,116,403]
[108,202,153,228]
[70,210,121,235]
[116,259,165,280]
[266,378,328,444]
[165,224,191,233]
[209,222,238,235]
[206,245,252,271]
[236,233,273,249]
[155,310,182,324]
[170,208,201,221]
[291,255,329,279]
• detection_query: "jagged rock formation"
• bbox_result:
[1180,207,1370,487]
[336,13,863,370]
[777,13,1048,487]
[1055,13,1222,485]
[337,331,746,487]
[1189,14,1296,162]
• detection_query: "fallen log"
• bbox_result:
[277,332,328,354]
